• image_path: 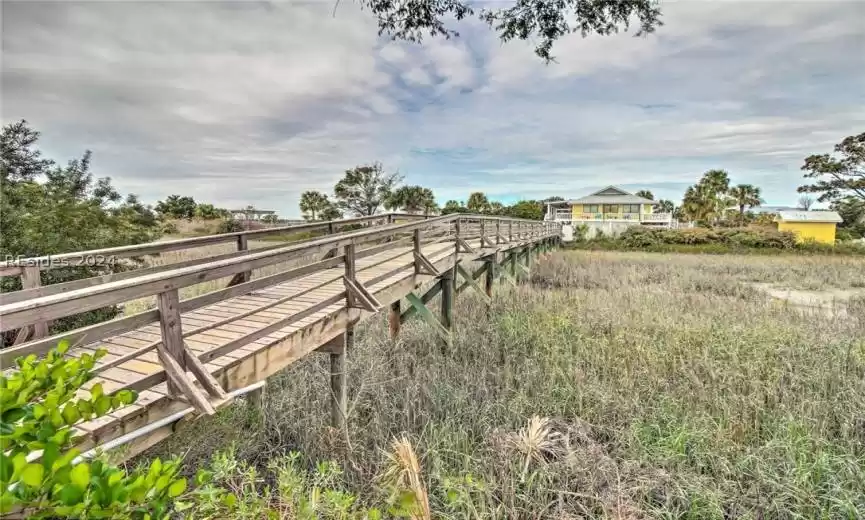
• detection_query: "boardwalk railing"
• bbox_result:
[0,213,427,345]
[1,214,558,416]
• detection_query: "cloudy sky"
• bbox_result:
[3,1,863,216]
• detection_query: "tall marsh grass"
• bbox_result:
[143,251,865,518]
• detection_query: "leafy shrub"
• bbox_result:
[216,219,244,234]
[0,342,195,518]
[616,227,798,249]
[160,221,179,235]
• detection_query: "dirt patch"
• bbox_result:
[751,282,865,317]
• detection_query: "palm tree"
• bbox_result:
[657,199,675,214]
[466,192,490,213]
[728,184,763,224]
[635,190,654,200]
[299,190,331,221]
[681,184,715,223]
[386,186,437,215]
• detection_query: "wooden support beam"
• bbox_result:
[405,291,451,344]
[400,280,442,322]
[13,267,48,344]
[389,300,401,339]
[246,385,264,413]
[330,330,348,429]
[343,276,382,312]
[413,251,441,277]
[183,346,228,400]
[156,289,186,397]
[456,264,491,305]
[226,235,251,287]
[440,268,454,331]
[484,259,494,299]
[344,243,356,308]
[455,264,486,294]
[156,344,215,415]
[456,236,476,254]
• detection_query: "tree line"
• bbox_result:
[664,132,864,236]
[298,162,561,222]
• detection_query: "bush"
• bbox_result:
[615,226,798,250]
[216,219,244,234]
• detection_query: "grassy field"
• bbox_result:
[141,250,865,519]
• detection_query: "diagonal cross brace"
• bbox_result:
[456,264,491,304]
[343,276,382,312]
[413,251,440,276]
[157,342,228,415]
[456,237,476,254]
[405,292,451,345]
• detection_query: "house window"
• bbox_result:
[584,204,600,213]
[603,204,619,214]
[623,204,640,214]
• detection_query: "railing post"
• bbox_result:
[344,243,356,308]
[13,267,49,344]
[495,220,501,245]
[454,218,461,259]
[156,289,186,397]
[479,219,486,249]
[237,234,250,283]
[508,221,513,242]
[413,228,421,275]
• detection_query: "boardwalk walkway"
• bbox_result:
[0,214,559,459]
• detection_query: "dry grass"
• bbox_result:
[144,250,865,519]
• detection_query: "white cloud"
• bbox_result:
[2,1,863,213]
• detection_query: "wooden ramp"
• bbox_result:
[0,214,559,459]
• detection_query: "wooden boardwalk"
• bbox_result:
[0,214,559,459]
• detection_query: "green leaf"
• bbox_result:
[0,455,13,484]
[58,483,83,506]
[57,340,70,355]
[107,470,123,487]
[62,403,81,425]
[41,441,60,471]
[52,448,80,472]
[114,389,137,406]
[77,399,92,417]
[1,407,25,424]
[222,493,237,508]
[70,463,91,491]
[90,383,104,400]
[20,463,44,487]
[94,396,111,416]
[0,492,15,514]
[32,404,47,420]
[167,478,187,497]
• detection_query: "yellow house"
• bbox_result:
[544,186,672,226]
[775,210,842,244]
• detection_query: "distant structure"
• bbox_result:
[775,211,842,244]
[544,186,679,237]
[230,207,276,221]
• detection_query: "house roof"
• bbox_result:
[567,185,655,205]
[776,210,842,223]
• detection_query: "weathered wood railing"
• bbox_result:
[0,213,428,345]
[0,214,558,396]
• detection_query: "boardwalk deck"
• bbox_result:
[0,214,559,459]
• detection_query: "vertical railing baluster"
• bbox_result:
[156,289,185,397]
[344,243,356,308]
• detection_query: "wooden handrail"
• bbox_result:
[0,214,555,332]
[0,212,427,276]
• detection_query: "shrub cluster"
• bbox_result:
[616,227,799,249]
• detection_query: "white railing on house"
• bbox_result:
[641,213,673,223]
